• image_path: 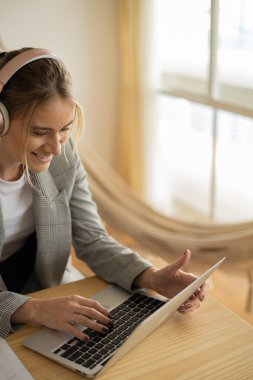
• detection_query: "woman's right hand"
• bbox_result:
[11,295,113,341]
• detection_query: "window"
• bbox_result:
[146,0,253,223]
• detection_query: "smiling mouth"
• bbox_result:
[32,152,53,162]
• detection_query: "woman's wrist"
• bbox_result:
[133,266,158,290]
[11,298,41,325]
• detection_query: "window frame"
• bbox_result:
[155,0,253,221]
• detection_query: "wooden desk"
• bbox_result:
[7,276,253,380]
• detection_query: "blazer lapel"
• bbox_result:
[31,171,72,286]
[31,171,59,201]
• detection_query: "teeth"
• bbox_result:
[34,153,52,158]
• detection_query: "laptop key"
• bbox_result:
[88,348,97,355]
[61,346,78,358]
[75,357,84,365]
[68,351,82,361]
[82,359,96,368]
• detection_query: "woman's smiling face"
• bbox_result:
[4,95,75,174]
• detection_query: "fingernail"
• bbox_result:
[181,304,192,309]
[83,336,90,342]
[102,326,109,333]
[179,304,192,311]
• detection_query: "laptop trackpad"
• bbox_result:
[90,285,131,310]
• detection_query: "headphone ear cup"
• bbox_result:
[0,101,10,137]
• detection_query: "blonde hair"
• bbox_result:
[0,47,84,183]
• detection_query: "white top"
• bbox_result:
[0,173,34,261]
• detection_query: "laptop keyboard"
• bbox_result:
[53,293,166,370]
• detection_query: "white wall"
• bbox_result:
[0,0,119,166]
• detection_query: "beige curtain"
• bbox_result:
[117,0,143,194]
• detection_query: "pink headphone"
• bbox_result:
[0,48,58,137]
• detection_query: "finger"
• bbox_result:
[187,281,209,303]
[78,298,111,317]
[191,283,209,303]
[180,294,201,310]
[170,250,191,273]
[66,322,90,341]
[179,306,198,314]
[188,294,196,301]
[178,301,200,314]
[178,303,192,313]
[73,313,110,333]
[199,282,209,300]
[74,304,112,326]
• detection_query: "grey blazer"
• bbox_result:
[0,139,151,337]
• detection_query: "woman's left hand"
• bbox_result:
[134,250,209,314]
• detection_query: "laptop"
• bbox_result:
[23,257,225,378]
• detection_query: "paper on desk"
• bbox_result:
[0,337,34,380]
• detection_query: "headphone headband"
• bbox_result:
[0,48,59,137]
[0,48,58,93]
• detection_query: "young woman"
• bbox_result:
[0,47,208,340]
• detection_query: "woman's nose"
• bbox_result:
[48,134,62,156]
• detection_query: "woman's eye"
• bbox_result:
[32,131,48,136]
[60,127,70,133]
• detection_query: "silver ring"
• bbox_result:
[70,313,78,326]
